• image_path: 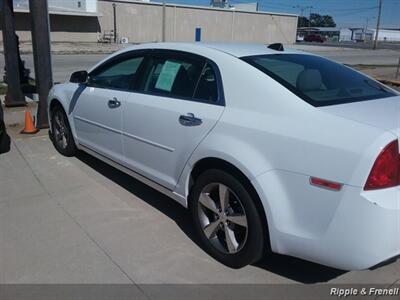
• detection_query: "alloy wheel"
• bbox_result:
[197,183,248,254]
[53,110,68,150]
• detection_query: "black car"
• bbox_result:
[0,104,10,154]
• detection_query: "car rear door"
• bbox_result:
[72,51,146,164]
[122,50,225,190]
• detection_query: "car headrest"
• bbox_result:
[296,69,322,91]
[171,66,191,96]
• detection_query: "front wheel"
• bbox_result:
[190,169,265,268]
[50,105,77,157]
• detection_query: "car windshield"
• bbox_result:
[241,54,396,107]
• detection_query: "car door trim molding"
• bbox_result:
[74,115,121,135]
[77,143,186,206]
[74,115,175,152]
[122,131,175,152]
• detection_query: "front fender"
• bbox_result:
[47,82,83,141]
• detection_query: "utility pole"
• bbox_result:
[29,0,53,128]
[308,6,313,36]
[112,3,117,43]
[162,0,166,42]
[364,17,375,42]
[1,0,26,107]
[373,0,383,50]
[293,5,306,19]
[293,5,312,28]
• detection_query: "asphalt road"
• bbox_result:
[0,45,399,83]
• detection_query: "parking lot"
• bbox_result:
[1,44,400,288]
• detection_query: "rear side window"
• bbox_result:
[141,56,204,99]
[242,54,396,106]
[194,63,219,103]
[89,56,144,90]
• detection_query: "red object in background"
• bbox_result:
[304,35,325,43]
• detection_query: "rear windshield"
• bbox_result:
[241,54,396,107]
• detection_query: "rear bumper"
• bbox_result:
[253,170,400,270]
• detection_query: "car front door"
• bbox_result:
[72,52,146,164]
[122,50,225,190]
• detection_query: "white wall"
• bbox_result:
[339,28,352,41]
[85,0,98,12]
[98,0,297,44]
[371,29,400,41]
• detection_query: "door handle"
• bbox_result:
[108,97,121,108]
[179,113,202,126]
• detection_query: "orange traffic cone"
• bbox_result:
[20,111,39,134]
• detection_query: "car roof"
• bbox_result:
[89,42,308,74]
[196,42,302,57]
[121,42,304,58]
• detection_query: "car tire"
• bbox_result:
[190,169,265,268]
[50,104,77,157]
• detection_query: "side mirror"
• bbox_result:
[70,70,88,83]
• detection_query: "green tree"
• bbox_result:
[297,16,309,27]
[309,13,336,27]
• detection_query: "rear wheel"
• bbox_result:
[50,105,77,157]
[190,169,265,268]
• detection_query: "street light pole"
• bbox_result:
[293,5,312,28]
[308,6,313,36]
[162,0,166,42]
[112,3,117,43]
[373,0,383,50]
[29,0,53,128]
[364,16,375,43]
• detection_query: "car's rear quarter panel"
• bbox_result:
[183,55,399,269]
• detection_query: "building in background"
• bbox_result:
[2,0,101,42]
[370,28,400,42]
[297,27,341,42]
[1,0,297,44]
[210,0,229,9]
[297,26,400,43]
[232,2,258,12]
[13,0,98,13]
[98,0,297,44]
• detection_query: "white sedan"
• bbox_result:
[47,42,400,270]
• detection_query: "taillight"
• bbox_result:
[364,140,400,191]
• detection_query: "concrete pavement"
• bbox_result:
[0,105,399,285]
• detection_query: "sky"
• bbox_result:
[153,0,400,29]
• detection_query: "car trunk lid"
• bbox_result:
[319,96,400,137]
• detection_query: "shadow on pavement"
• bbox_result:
[254,254,345,284]
[76,151,346,284]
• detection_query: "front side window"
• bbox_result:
[242,54,395,106]
[89,56,144,90]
